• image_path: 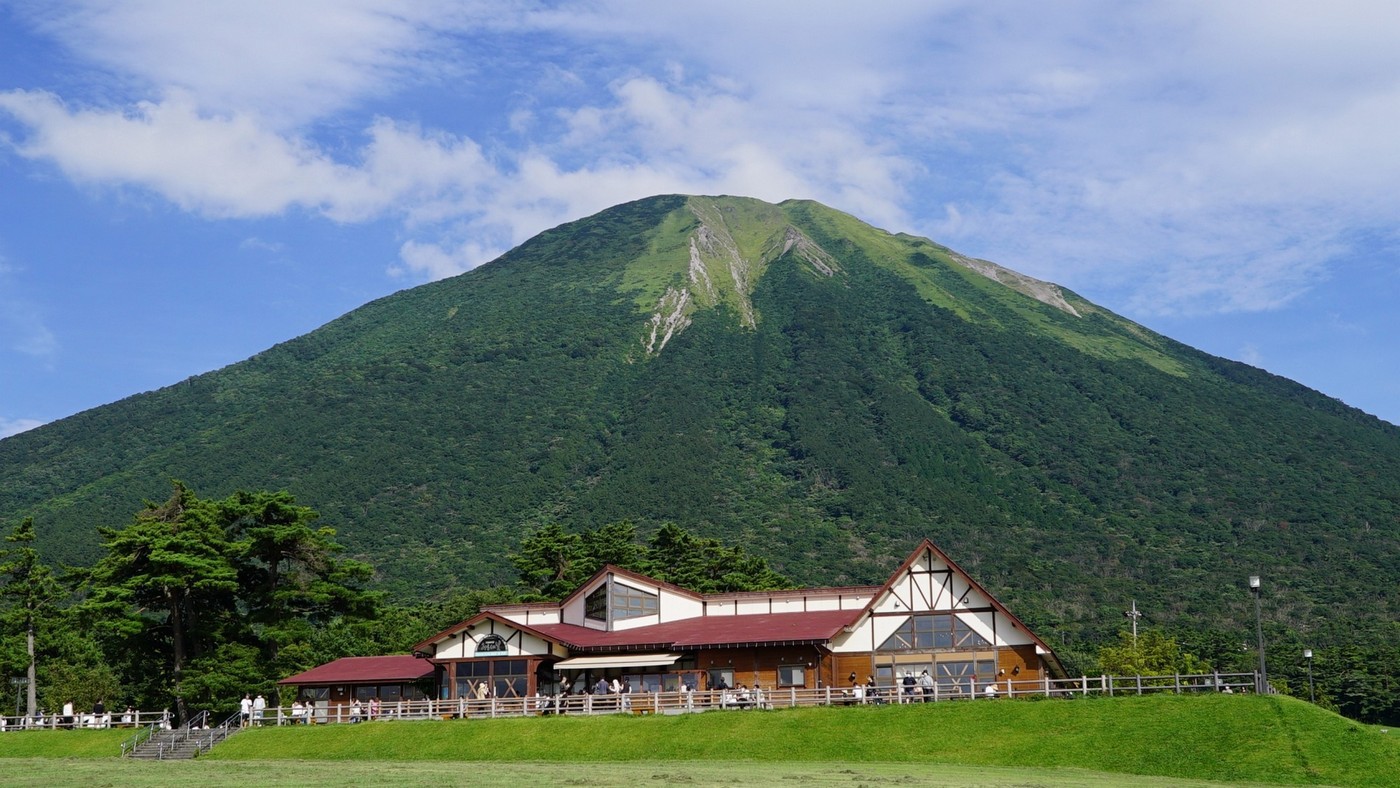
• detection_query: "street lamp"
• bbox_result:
[1304,648,1314,703]
[1249,575,1267,694]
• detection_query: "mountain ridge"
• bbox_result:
[2,194,1397,657]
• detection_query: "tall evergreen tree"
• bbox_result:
[82,482,379,720]
[221,490,378,672]
[83,483,238,721]
[0,518,65,716]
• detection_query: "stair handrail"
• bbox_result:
[178,710,209,746]
[119,720,158,757]
[191,710,246,757]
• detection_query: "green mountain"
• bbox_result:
[3,195,1398,647]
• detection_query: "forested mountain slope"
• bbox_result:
[3,195,1398,651]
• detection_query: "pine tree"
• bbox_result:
[0,518,66,717]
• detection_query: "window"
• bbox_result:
[612,583,659,619]
[707,669,734,690]
[493,659,527,698]
[878,614,990,651]
[455,659,527,699]
[778,665,806,688]
[935,659,995,695]
[585,585,608,622]
[585,580,659,623]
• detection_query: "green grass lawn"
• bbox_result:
[0,758,1309,787]
[2,695,1396,787]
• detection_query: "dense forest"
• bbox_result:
[1,195,1397,722]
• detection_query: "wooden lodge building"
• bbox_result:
[281,540,1066,708]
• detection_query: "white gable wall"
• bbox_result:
[429,621,557,660]
[832,548,1037,653]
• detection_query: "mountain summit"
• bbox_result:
[3,195,1397,643]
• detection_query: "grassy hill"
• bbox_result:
[2,695,1396,786]
[3,194,1399,671]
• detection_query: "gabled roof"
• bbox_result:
[530,609,862,652]
[866,539,1066,677]
[556,564,705,608]
[411,610,550,656]
[278,655,433,686]
[409,539,1064,676]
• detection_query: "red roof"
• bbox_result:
[278,655,434,686]
[529,609,861,652]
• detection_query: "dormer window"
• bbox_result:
[583,578,659,625]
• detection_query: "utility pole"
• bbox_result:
[1249,575,1267,694]
[1124,600,1142,649]
[1304,648,1314,703]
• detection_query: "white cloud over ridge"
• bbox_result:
[1,0,1397,319]
[0,418,45,439]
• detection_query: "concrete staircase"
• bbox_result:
[124,712,241,760]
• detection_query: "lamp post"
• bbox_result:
[1124,600,1142,649]
[1304,648,1314,703]
[1249,575,1267,694]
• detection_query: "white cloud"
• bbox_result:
[392,239,499,280]
[0,90,498,223]
[18,0,480,124]
[239,237,285,254]
[0,418,45,439]
[3,0,1398,312]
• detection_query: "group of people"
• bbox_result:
[591,676,634,710]
[0,699,144,730]
[895,670,1000,701]
[717,681,767,709]
[237,694,268,727]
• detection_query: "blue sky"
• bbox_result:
[2,1,1399,438]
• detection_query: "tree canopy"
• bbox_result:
[78,482,378,720]
[511,520,792,599]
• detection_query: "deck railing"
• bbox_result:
[246,671,1261,725]
[0,671,1261,738]
[2,708,171,733]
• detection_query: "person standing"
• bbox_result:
[239,694,252,727]
[252,694,266,726]
[61,700,74,729]
[93,698,106,728]
[918,670,934,702]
